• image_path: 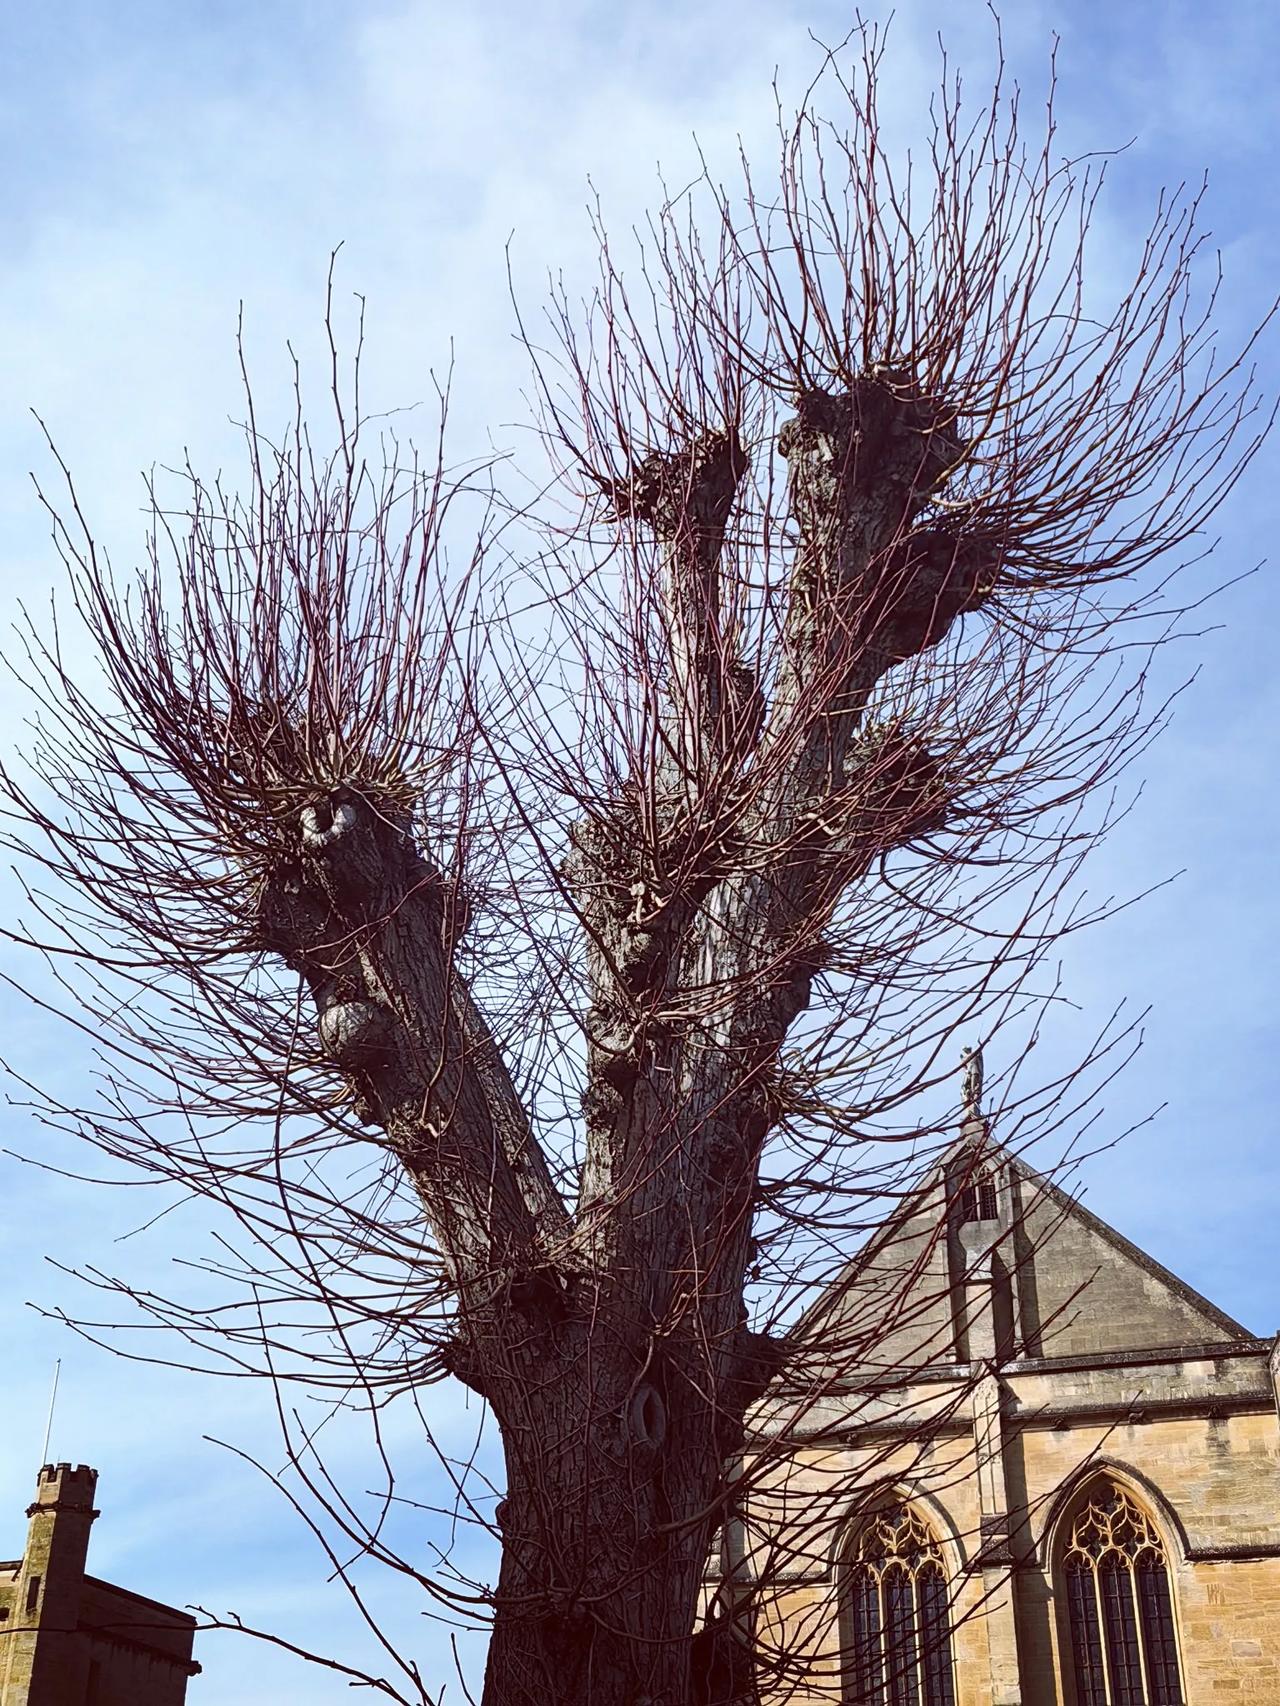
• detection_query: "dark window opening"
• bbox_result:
[957,1173,998,1223]
[1060,1481,1184,1706]
[844,1506,955,1706]
[1066,1562,1107,1706]
[24,1574,40,1616]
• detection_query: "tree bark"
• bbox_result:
[479,1302,771,1706]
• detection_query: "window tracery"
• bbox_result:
[844,1504,955,1706]
[1059,1481,1184,1706]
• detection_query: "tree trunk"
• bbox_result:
[478,1312,744,1706]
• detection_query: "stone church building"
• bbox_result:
[0,1463,199,1704]
[746,1115,1280,1705]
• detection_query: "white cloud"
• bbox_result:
[2,0,1279,1696]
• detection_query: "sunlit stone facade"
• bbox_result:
[743,1133,1280,1704]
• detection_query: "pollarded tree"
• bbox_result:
[1,29,1269,1706]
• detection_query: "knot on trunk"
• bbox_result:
[589,1007,644,1090]
[300,798,359,850]
[318,997,394,1069]
[778,378,963,514]
[865,527,993,660]
[439,1333,490,1397]
[601,428,747,543]
[846,723,949,844]
[778,382,990,671]
[627,1380,668,1454]
[506,1263,571,1319]
[536,1598,593,1663]
[721,1327,788,1446]
[567,790,741,1001]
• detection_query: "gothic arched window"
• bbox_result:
[1058,1480,1184,1706]
[843,1504,955,1706]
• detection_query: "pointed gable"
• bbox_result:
[806,1135,1250,1380]
[1007,1155,1250,1358]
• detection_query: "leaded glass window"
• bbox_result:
[1060,1482,1184,1706]
[844,1505,955,1706]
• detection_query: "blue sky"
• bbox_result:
[2,1,1279,1700]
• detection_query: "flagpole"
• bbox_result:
[39,1360,61,1465]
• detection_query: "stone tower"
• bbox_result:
[0,1464,199,1705]
[0,1464,99,1703]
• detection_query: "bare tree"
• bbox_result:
[0,28,1270,1706]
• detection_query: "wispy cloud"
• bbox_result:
[2,1,1278,1696]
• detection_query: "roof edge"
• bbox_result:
[1007,1148,1254,1341]
[795,1128,1255,1346]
